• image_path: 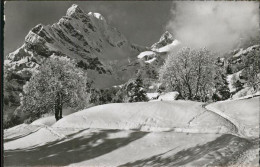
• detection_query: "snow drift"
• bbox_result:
[53,100,236,134]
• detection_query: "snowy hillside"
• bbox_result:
[4,98,259,166]
[224,44,259,98]
[53,100,236,134]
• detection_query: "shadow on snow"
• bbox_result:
[4,129,148,166]
[119,134,253,167]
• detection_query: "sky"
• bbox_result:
[4,1,259,56]
[4,1,172,56]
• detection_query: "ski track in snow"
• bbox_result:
[44,126,67,139]
[187,105,207,127]
[204,104,240,136]
[4,126,42,142]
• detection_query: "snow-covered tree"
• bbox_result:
[19,55,88,122]
[213,67,231,100]
[126,74,148,102]
[159,47,220,101]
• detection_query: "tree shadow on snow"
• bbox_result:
[4,129,148,166]
[119,134,252,167]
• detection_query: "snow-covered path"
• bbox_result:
[204,104,241,136]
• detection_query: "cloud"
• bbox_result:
[166,1,259,52]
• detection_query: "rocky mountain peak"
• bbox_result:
[66,4,85,18]
[151,31,175,49]
[159,31,174,42]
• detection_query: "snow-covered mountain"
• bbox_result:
[4,4,180,110]
[5,4,147,89]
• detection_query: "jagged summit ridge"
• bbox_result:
[66,4,85,18]
[66,4,106,21]
[8,4,127,61]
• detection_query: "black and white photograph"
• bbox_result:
[2,1,260,166]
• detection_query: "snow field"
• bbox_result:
[4,97,259,166]
[53,101,236,135]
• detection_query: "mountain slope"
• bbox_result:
[224,44,260,97]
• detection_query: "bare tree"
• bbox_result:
[159,47,218,101]
[19,55,88,122]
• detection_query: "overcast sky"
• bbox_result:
[4,1,259,56]
[4,1,172,56]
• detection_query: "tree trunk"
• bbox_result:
[54,96,59,121]
[55,92,63,121]
[59,101,63,119]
